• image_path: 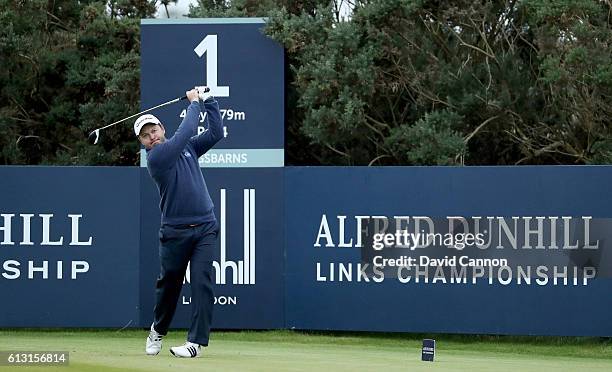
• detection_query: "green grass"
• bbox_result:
[0,329,610,371]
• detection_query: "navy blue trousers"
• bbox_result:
[153,220,218,346]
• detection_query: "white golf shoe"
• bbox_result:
[145,324,163,355]
[170,342,201,358]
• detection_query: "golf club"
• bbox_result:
[87,87,210,145]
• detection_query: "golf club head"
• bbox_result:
[88,129,100,145]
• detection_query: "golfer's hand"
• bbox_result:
[196,86,213,101]
[186,89,199,103]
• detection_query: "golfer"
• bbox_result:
[135,87,222,358]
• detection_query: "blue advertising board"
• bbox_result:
[139,168,285,329]
[0,166,284,329]
[0,167,140,327]
[140,18,284,168]
[1,165,612,336]
[284,166,612,336]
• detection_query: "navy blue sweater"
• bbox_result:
[146,99,223,225]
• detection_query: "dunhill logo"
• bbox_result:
[0,213,92,246]
[186,189,256,285]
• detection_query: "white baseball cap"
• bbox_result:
[134,114,162,136]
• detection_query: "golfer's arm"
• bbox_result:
[148,101,200,169]
[191,99,223,157]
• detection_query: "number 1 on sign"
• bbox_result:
[194,35,230,97]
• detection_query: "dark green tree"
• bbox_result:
[2,0,609,166]
[264,0,612,165]
[0,0,155,165]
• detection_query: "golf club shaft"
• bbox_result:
[96,96,187,132]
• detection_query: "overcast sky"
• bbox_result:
[154,0,352,20]
[154,0,195,18]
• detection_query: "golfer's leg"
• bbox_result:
[187,221,218,346]
[153,226,192,335]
